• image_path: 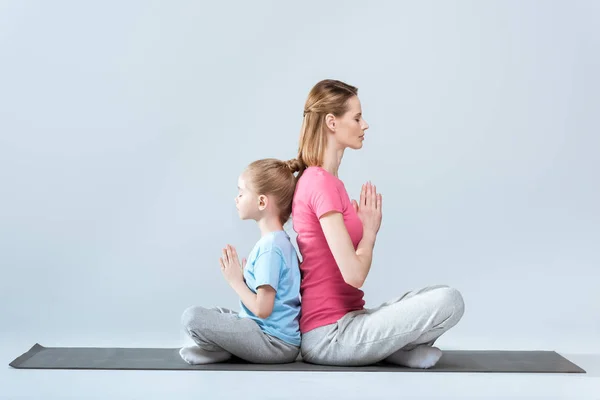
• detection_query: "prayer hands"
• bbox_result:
[219,244,246,285]
[352,181,382,237]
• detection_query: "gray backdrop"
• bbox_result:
[1,0,598,354]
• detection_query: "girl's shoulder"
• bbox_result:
[252,231,289,256]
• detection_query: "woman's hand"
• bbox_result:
[322,181,381,289]
[352,181,382,238]
[219,244,246,286]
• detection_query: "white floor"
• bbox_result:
[2,339,599,400]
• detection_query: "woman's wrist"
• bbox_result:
[361,230,377,246]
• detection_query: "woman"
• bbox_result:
[290,79,465,367]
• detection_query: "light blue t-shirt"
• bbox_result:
[238,230,301,347]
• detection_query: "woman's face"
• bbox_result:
[327,95,370,150]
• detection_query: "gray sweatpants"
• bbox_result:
[181,305,300,364]
[300,285,465,366]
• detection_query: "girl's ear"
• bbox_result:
[258,194,268,211]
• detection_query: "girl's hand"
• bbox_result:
[220,244,246,286]
[353,181,382,237]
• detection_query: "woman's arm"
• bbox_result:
[319,182,382,289]
[319,213,376,288]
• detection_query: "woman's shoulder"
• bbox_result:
[298,166,341,189]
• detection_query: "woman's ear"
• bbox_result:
[258,194,268,211]
[325,113,336,132]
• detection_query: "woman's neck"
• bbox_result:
[321,141,345,177]
[257,215,284,237]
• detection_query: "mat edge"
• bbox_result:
[552,350,587,373]
[8,343,45,368]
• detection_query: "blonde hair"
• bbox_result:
[245,158,304,225]
[295,79,358,176]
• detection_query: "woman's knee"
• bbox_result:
[436,286,465,321]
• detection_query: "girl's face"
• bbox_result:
[327,95,370,150]
[235,172,263,220]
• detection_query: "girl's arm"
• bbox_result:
[319,182,382,289]
[231,282,276,319]
[220,244,278,319]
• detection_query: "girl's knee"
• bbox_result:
[181,305,209,329]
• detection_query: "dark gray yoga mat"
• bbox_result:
[9,343,586,373]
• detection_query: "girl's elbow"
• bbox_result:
[256,307,273,319]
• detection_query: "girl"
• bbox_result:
[289,79,465,368]
[179,158,303,364]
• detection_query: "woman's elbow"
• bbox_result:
[343,274,365,289]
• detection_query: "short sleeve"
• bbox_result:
[252,250,283,292]
[311,176,344,219]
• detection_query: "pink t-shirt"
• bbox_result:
[291,166,366,333]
